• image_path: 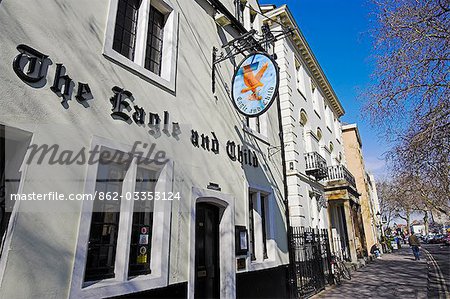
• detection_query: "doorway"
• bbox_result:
[195,202,220,299]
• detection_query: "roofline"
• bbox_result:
[342,123,362,147]
[262,5,345,117]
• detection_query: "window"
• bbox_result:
[85,156,165,282]
[248,190,256,261]
[242,4,258,31]
[329,141,334,152]
[0,126,32,257]
[104,0,179,91]
[144,6,165,75]
[128,167,159,277]
[299,109,308,126]
[316,127,323,141]
[85,159,129,281]
[245,116,261,133]
[248,189,269,261]
[311,78,316,94]
[0,126,7,246]
[295,60,305,95]
[235,0,245,23]
[113,0,140,61]
[324,105,332,128]
[250,9,257,29]
[113,0,165,75]
[255,116,261,133]
[334,118,341,135]
[71,139,173,298]
[245,115,267,137]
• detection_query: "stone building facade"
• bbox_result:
[0,0,290,298]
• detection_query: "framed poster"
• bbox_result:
[235,226,249,255]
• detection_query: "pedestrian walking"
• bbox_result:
[408,234,421,260]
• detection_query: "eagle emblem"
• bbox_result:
[240,62,269,101]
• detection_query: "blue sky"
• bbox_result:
[260,0,389,179]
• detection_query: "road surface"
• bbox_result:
[422,243,450,298]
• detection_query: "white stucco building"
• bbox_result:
[0,0,291,298]
[367,173,382,242]
[261,4,347,231]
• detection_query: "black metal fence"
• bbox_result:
[289,227,333,298]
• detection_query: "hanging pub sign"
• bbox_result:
[231,52,279,117]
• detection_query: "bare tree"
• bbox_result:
[376,180,397,226]
[365,0,450,215]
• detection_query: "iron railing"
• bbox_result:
[289,227,333,298]
[304,152,328,180]
[325,165,356,189]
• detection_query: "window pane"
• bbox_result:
[255,116,261,133]
[144,6,165,75]
[260,195,268,259]
[0,126,29,257]
[113,0,140,61]
[248,191,256,260]
[0,125,10,246]
[84,159,127,282]
[128,167,159,277]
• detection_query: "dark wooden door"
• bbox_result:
[195,203,220,299]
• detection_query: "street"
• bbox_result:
[315,245,450,299]
[423,244,450,298]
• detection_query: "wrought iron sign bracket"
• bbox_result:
[214,29,260,65]
[211,25,294,94]
[268,145,283,158]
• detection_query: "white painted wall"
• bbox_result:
[271,18,345,229]
[0,0,289,298]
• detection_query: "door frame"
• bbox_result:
[188,187,235,299]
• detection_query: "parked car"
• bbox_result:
[444,234,450,246]
[423,234,435,244]
[429,234,445,244]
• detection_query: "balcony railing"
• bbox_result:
[304,152,328,180]
[326,165,356,188]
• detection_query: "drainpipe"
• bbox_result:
[276,92,296,298]
[267,40,295,297]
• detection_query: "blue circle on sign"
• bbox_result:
[231,52,279,117]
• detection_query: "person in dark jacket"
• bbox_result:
[370,243,381,258]
[408,234,421,260]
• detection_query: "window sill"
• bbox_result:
[297,88,308,102]
[248,259,279,271]
[322,145,331,154]
[103,49,175,94]
[73,273,167,299]
[314,110,321,119]
[306,130,320,143]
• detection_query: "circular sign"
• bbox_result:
[140,246,147,255]
[141,227,148,234]
[231,52,279,117]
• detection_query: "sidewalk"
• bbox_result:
[314,248,428,299]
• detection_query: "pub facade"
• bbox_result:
[0,0,290,298]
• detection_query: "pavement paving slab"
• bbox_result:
[314,248,428,299]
